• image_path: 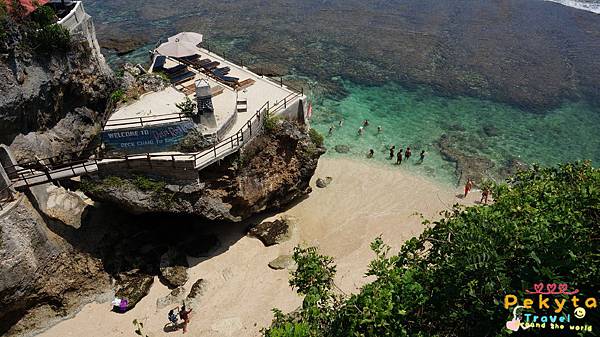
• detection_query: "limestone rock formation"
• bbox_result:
[156,287,186,310]
[0,196,109,336]
[159,248,189,289]
[0,15,115,156]
[83,121,325,221]
[248,218,293,247]
[268,255,295,270]
[185,279,207,310]
[114,272,154,312]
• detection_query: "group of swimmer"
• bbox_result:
[328,119,426,165]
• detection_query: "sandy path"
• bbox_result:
[37,157,477,337]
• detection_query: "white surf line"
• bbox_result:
[543,0,600,14]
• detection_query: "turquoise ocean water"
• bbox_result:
[309,80,600,185]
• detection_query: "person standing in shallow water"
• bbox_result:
[377,126,382,134]
[397,150,403,165]
[464,178,474,198]
[339,119,343,127]
[405,147,412,160]
[389,145,395,160]
[418,150,425,163]
[328,125,334,136]
[363,119,369,127]
[368,149,374,158]
[358,126,363,136]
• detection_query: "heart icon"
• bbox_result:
[506,319,521,331]
[558,284,568,293]
[534,283,544,293]
[546,283,557,293]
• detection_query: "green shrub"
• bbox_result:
[176,97,196,117]
[30,5,56,27]
[110,89,126,103]
[263,113,281,133]
[34,24,70,52]
[308,128,323,148]
[265,161,600,337]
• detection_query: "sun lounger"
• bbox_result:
[170,71,196,85]
[211,67,230,78]
[202,61,220,70]
[178,54,201,63]
[220,75,239,84]
[235,78,255,91]
[152,55,167,71]
[164,64,187,75]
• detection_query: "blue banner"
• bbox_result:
[101,121,196,155]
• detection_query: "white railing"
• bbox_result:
[57,1,85,31]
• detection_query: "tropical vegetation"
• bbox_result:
[264,161,600,337]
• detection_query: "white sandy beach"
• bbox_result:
[37,157,477,337]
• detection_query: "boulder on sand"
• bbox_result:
[114,273,154,311]
[248,218,293,247]
[316,176,333,188]
[334,144,350,153]
[268,255,295,270]
[158,248,189,289]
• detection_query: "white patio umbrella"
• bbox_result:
[156,40,198,58]
[168,32,203,46]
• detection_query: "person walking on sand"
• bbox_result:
[328,125,334,136]
[396,150,403,165]
[389,145,395,159]
[481,187,490,204]
[418,150,426,163]
[358,126,363,136]
[464,178,473,198]
[180,302,192,334]
[405,147,412,160]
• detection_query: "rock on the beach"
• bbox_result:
[114,273,154,311]
[159,249,189,289]
[156,287,186,309]
[334,144,350,153]
[185,279,208,309]
[316,176,333,188]
[268,255,295,270]
[248,218,293,247]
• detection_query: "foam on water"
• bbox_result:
[544,0,600,13]
[311,80,600,186]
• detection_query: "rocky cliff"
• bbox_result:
[83,120,325,221]
[0,194,109,336]
[0,13,115,161]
